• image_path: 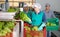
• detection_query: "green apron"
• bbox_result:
[31,11,44,26]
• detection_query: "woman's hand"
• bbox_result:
[38,22,46,31]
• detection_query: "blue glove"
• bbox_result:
[38,23,46,31]
[38,26,43,31]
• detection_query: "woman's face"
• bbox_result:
[23,7,29,12]
[34,7,40,13]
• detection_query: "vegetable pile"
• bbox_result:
[20,12,31,22]
[15,11,31,23]
[7,7,16,12]
[46,22,56,26]
[0,21,15,36]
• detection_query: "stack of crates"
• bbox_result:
[24,22,46,37]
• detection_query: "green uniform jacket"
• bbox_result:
[27,11,46,26]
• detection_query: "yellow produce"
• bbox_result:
[32,26,38,31]
[24,26,31,31]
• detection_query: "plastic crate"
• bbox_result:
[47,18,59,25]
[24,28,46,37]
[24,22,46,37]
[46,18,59,31]
[46,25,59,31]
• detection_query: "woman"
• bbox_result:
[29,3,46,31]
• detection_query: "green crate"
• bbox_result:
[46,25,59,31]
[46,18,59,31]
[47,18,59,25]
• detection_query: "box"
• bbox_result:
[24,22,46,37]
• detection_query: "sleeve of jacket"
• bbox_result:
[27,11,32,19]
[27,11,32,24]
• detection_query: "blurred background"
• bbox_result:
[0,0,60,37]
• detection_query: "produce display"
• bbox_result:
[24,23,44,37]
[20,12,31,22]
[7,7,16,12]
[24,23,38,31]
[15,11,31,23]
[0,21,15,36]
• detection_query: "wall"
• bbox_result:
[36,0,60,12]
